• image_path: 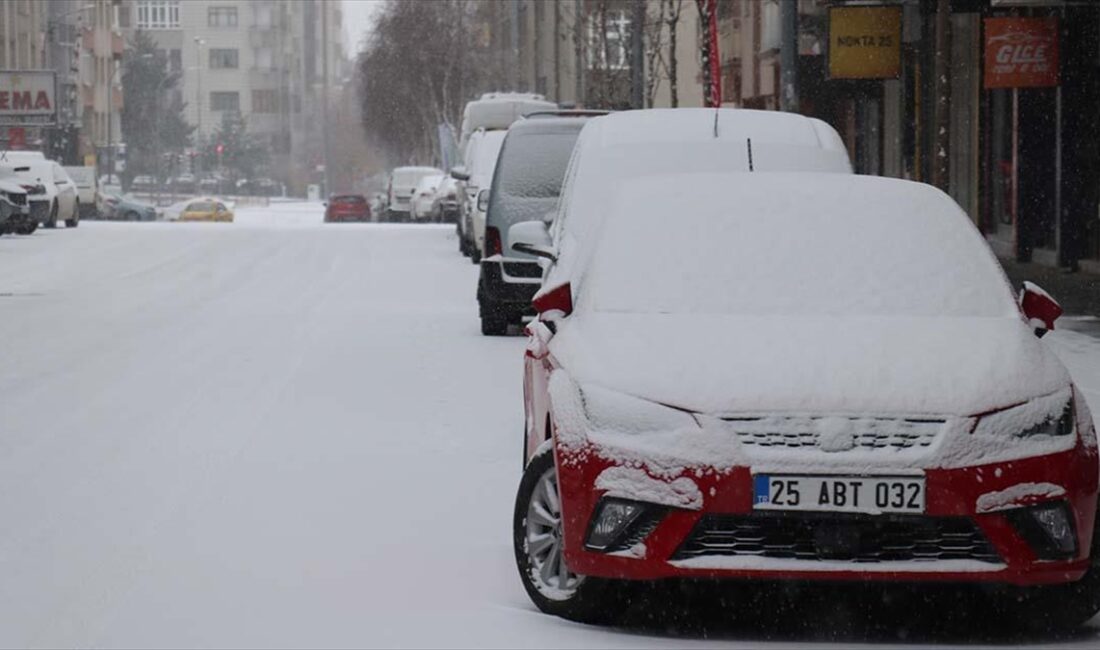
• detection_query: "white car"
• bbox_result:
[63,165,97,219]
[409,173,446,221]
[453,129,506,262]
[387,166,443,221]
[4,155,79,229]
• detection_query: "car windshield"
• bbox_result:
[495,129,579,200]
[585,174,1018,319]
[188,202,214,212]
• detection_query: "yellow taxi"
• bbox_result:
[179,198,234,222]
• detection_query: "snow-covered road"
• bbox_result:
[0,202,1097,648]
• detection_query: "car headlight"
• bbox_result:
[972,389,1075,439]
[580,384,699,435]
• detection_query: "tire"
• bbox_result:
[470,247,481,264]
[480,315,508,336]
[65,216,79,228]
[513,445,625,624]
[44,201,58,228]
[1000,507,1100,631]
[125,211,140,222]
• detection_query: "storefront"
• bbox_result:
[980,2,1100,270]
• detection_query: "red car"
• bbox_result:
[324,194,371,222]
[511,172,1100,629]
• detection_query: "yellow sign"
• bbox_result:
[829,6,902,80]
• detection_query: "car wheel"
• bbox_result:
[470,247,481,264]
[19,221,37,235]
[513,445,624,624]
[44,201,58,228]
[65,209,79,228]
[125,210,140,221]
[481,316,507,336]
[1001,507,1100,630]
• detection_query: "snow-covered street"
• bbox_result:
[0,201,1097,648]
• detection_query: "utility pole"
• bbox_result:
[779,0,799,113]
[630,0,644,109]
[194,37,205,176]
[932,0,951,191]
[321,1,332,196]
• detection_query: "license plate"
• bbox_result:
[753,474,925,514]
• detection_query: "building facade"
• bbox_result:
[120,0,344,193]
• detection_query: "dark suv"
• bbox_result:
[477,116,595,335]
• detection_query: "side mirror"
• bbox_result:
[450,166,470,182]
[477,189,489,212]
[323,202,328,207]
[1020,281,1063,338]
[509,220,556,262]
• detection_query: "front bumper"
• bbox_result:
[556,442,1098,586]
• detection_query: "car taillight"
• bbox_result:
[486,226,503,256]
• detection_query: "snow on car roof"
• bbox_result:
[582,172,1018,319]
[588,108,846,151]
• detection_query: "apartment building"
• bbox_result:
[0,0,48,70]
[121,0,343,192]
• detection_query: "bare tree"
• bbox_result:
[356,1,492,167]
[665,0,683,107]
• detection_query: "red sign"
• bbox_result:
[7,127,25,149]
[984,17,1059,89]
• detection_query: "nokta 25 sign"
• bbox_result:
[828,6,903,80]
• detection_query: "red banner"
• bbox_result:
[984,17,1059,89]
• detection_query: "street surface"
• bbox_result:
[0,201,1098,648]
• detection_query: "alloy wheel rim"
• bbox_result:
[525,465,583,598]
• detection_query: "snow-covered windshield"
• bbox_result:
[584,173,1019,319]
[495,129,580,200]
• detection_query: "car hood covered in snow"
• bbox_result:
[551,313,1071,418]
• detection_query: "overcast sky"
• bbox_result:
[342,0,385,56]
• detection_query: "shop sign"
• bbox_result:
[0,71,56,126]
[828,6,902,80]
[984,17,1059,89]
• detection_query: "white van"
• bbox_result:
[387,166,444,221]
[458,93,557,150]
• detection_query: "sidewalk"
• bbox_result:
[1000,258,1100,318]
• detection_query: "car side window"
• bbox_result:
[550,138,584,245]
[216,203,227,211]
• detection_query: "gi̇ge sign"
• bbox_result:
[984,17,1059,89]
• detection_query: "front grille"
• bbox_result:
[6,193,26,206]
[727,417,943,451]
[673,513,1001,564]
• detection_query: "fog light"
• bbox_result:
[585,499,646,551]
[1006,501,1078,561]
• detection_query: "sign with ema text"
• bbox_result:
[984,17,1059,89]
[0,71,56,126]
[828,6,902,80]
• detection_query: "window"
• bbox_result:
[587,10,630,70]
[252,89,278,114]
[209,91,239,112]
[208,6,238,28]
[135,1,179,29]
[209,49,239,69]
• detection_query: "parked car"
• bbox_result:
[432,176,460,223]
[511,170,1100,628]
[452,129,506,261]
[324,194,371,222]
[179,198,233,222]
[410,173,446,221]
[477,116,592,335]
[0,165,29,234]
[101,191,157,221]
[64,165,97,220]
[387,166,443,221]
[4,154,78,230]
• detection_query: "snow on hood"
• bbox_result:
[551,313,1070,417]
